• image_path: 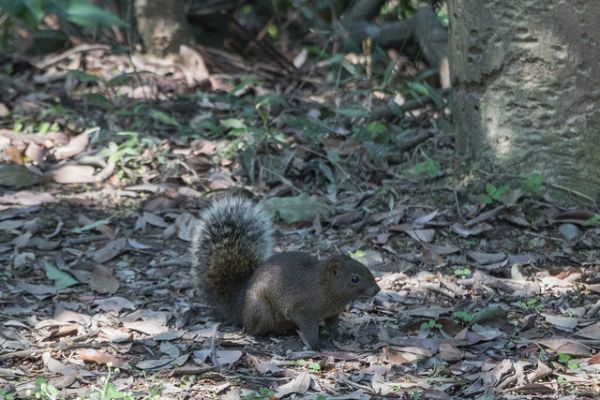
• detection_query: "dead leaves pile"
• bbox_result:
[1,31,600,400]
[0,187,600,399]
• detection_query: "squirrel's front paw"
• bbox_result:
[296,324,321,351]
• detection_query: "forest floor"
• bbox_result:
[1,44,600,400]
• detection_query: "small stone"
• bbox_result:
[558,223,581,241]
[0,102,9,118]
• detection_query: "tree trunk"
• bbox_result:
[134,0,191,56]
[449,1,600,203]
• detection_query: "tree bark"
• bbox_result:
[449,0,600,203]
[134,0,192,56]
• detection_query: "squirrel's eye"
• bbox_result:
[351,274,360,283]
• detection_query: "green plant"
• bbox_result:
[515,298,540,311]
[420,319,442,333]
[586,214,600,225]
[89,365,135,400]
[143,382,164,400]
[557,353,579,370]
[453,266,471,279]
[406,158,441,180]
[242,387,276,400]
[483,183,511,204]
[348,249,366,259]
[69,70,139,110]
[0,0,126,50]
[308,362,321,372]
[410,390,422,400]
[98,131,154,179]
[453,311,474,324]
[179,375,196,390]
[523,173,545,195]
[0,387,16,400]
[33,379,60,400]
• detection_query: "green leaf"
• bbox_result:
[318,160,335,184]
[342,61,360,77]
[485,183,497,196]
[422,82,446,108]
[348,249,366,259]
[585,214,600,225]
[150,110,179,127]
[221,118,246,130]
[408,81,429,96]
[0,0,44,30]
[367,121,388,135]
[69,69,102,83]
[86,93,112,109]
[453,311,474,323]
[381,59,395,89]
[326,149,341,164]
[107,73,134,87]
[37,121,50,134]
[44,261,78,289]
[406,159,440,179]
[558,353,571,363]
[66,1,127,27]
[308,362,321,371]
[334,105,369,117]
[524,173,545,194]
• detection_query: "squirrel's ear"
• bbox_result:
[325,258,342,276]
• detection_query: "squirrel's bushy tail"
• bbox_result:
[190,196,274,322]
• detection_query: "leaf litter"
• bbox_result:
[0,33,600,400]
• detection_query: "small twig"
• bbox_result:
[337,376,376,393]
[421,282,457,298]
[464,205,506,227]
[522,230,563,243]
[64,235,107,245]
[169,366,215,377]
[547,182,598,210]
[0,331,99,361]
[44,217,64,239]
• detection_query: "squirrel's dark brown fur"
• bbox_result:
[190,196,380,349]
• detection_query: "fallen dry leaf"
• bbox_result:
[90,265,120,294]
[93,238,128,263]
[275,371,311,397]
[53,130,89,160]
[78,348,128,369]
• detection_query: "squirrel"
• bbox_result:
[190,195,380,349]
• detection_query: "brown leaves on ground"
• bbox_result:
[2,189,600,399]
[1,35,600,400]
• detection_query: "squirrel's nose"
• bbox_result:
[369,283,381,297]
